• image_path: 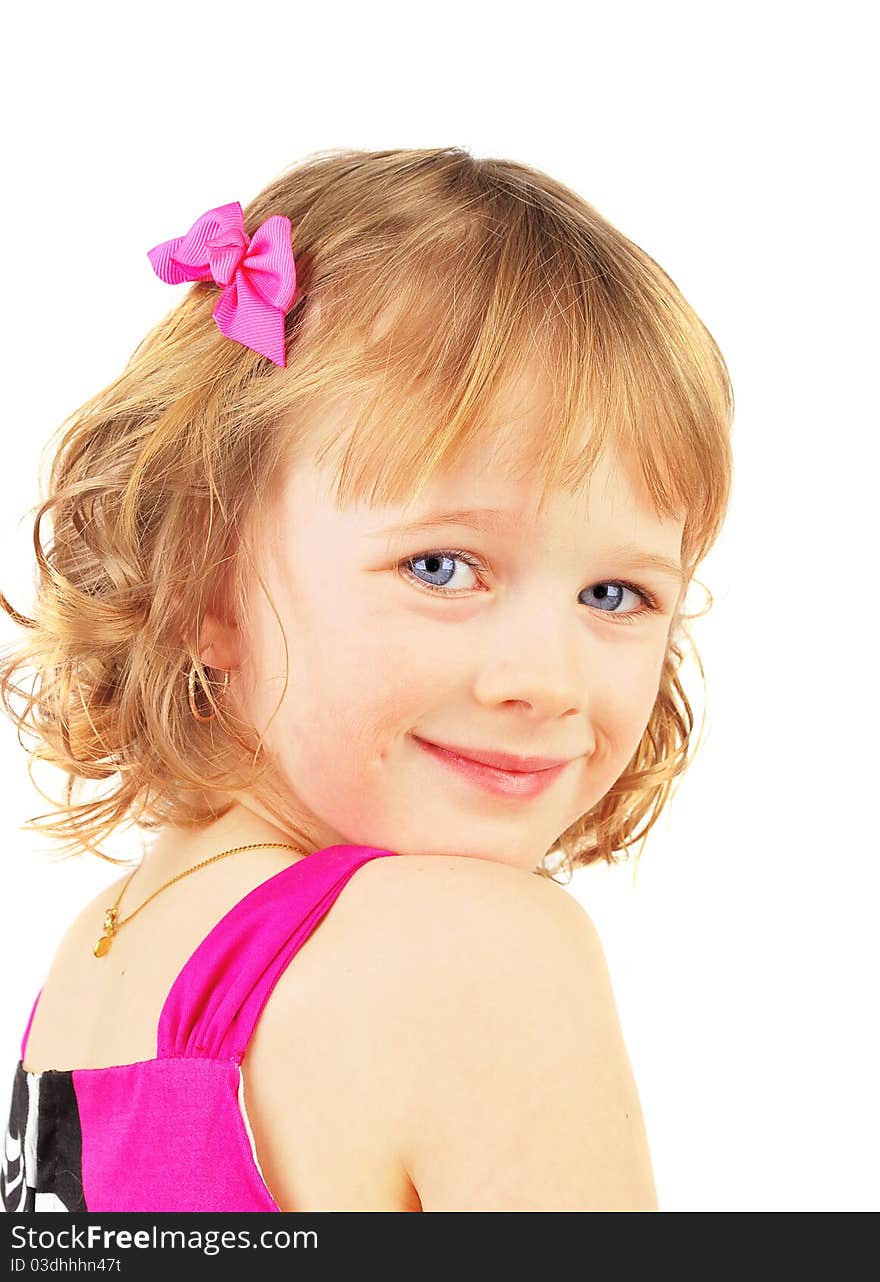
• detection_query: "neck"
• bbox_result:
[140,801,312,881]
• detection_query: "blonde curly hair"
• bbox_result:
[0,146,733,882]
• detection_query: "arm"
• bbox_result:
[385,861,658,1212]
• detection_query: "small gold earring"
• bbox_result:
[187,659,229,722]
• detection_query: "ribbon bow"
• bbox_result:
[147,202,297,366]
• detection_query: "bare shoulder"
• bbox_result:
[340,849,604,979]
[341,852,658,1212]
[348,847,586,918]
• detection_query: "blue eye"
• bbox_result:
[399,549,660,625]
[584,582,638,612]
[404,551,481,592]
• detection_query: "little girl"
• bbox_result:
[0,146,733,1213]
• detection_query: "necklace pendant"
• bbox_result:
[94,907,118,958]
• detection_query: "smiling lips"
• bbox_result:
[412,735,578,799]
[418,738,574,772]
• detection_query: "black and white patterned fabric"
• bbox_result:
[1,1063,86,1212]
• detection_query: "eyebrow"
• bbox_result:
[370,507,685,582]
[371,507,519,538]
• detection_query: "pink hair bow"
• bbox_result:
[147,201,297,366]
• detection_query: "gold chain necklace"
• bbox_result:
[93,842,307,958]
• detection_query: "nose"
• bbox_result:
[470,596,586,718]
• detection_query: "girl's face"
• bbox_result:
[223,402,687,871]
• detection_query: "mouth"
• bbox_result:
[411,735,577,800]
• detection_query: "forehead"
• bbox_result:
[376,439,657,527]
[275,356,685,551]
[282,419,681,565]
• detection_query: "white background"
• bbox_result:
[1,1,876,1212]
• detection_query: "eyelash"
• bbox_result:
[398,549,662,625]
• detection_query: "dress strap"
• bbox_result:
[157,843,398,1064]
[20,986,44,1061]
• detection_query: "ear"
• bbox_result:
[198,611,244,671]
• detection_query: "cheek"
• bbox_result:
[266,616,426,840]
[589,640,669,772]
[266,594,423,773]
[310,590,449,731]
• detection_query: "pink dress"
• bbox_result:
[0,843,399,1212]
